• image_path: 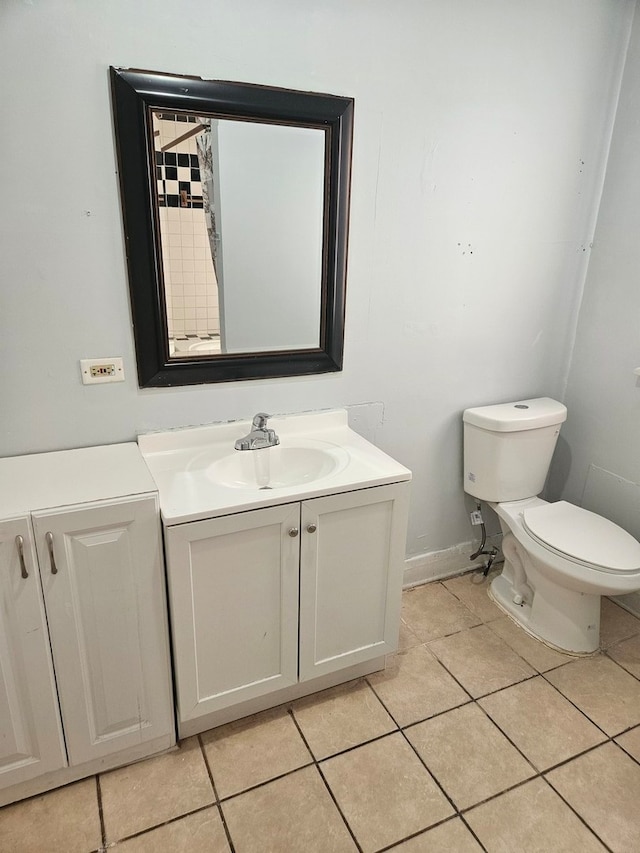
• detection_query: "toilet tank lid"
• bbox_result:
[463,398,567,432]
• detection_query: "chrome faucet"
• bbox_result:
[234,413,280,451]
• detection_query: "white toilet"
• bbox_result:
[463,397,640,654]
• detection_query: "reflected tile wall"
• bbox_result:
[155,117,220,339]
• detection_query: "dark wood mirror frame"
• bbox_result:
[110,67,353,388]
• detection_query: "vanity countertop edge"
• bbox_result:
[138,409,412,526]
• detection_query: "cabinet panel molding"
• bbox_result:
[299,484,409,681]
[32,496,174,766]
[166,504,300,721]
[0,517,67,787]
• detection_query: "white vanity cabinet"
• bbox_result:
[0,445,175,806]
[165,482,409,735]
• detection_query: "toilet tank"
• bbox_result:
[463,398,567,502]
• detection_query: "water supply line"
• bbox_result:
[469,501,499,577]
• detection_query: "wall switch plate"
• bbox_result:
[80,357,125,385]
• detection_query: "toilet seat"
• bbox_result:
[522,501,640,573]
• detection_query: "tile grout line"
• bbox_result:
[314,762,365,853]
[540,774,616,853]
[399,679,615,853]
[603,644,640,684]
[363,670,489,852]
[537,669,622,739]
[97,740,241,850]
[375,814,484,853]
[214,760,317,804]
[462,774,616,853]
[101,803,221,848]
[95,775,106,851]
[197,733,236,853]
[453,728,615,853]
[401,729,489,853]
[370,603,548,849]
[287,708,365,853]
[614,732,640,766]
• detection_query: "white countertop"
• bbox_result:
[138,409,412,525]
[0,443,158,517]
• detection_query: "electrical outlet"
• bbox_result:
[470,509,484,526]
[80,357,125,385]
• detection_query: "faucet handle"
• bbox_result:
[252,412,271,429]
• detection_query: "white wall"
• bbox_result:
[548,4,640,541]
[0,0,634,561]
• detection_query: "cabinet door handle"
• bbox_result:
[306,523,317,534]
[288,527,299,538]
[15,535,28,579]
[45,531,58,575]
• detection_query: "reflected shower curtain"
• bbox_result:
[196,119,218,277]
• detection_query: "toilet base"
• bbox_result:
[489,571,600,655]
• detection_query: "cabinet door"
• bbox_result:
[299,483,409,681]
[32,497,174,767]
[0,518,67,788]
[165,504,300,722]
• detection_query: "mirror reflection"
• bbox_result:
[153,112,325,358]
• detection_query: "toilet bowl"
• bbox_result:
[489,497,640,653]
[463,397,640,654]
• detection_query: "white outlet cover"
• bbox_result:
[80,357,125,385]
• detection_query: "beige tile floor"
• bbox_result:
[3,572,640,852]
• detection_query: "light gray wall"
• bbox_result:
[549,3,640,540]
[0,0,634,560]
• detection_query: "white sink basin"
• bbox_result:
[138,409,411,524]
[208,442,349,489]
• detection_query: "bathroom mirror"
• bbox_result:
[110,68,353,387]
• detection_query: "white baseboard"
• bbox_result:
[404,536,502,589]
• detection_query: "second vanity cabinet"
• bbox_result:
[0,445,175,806]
